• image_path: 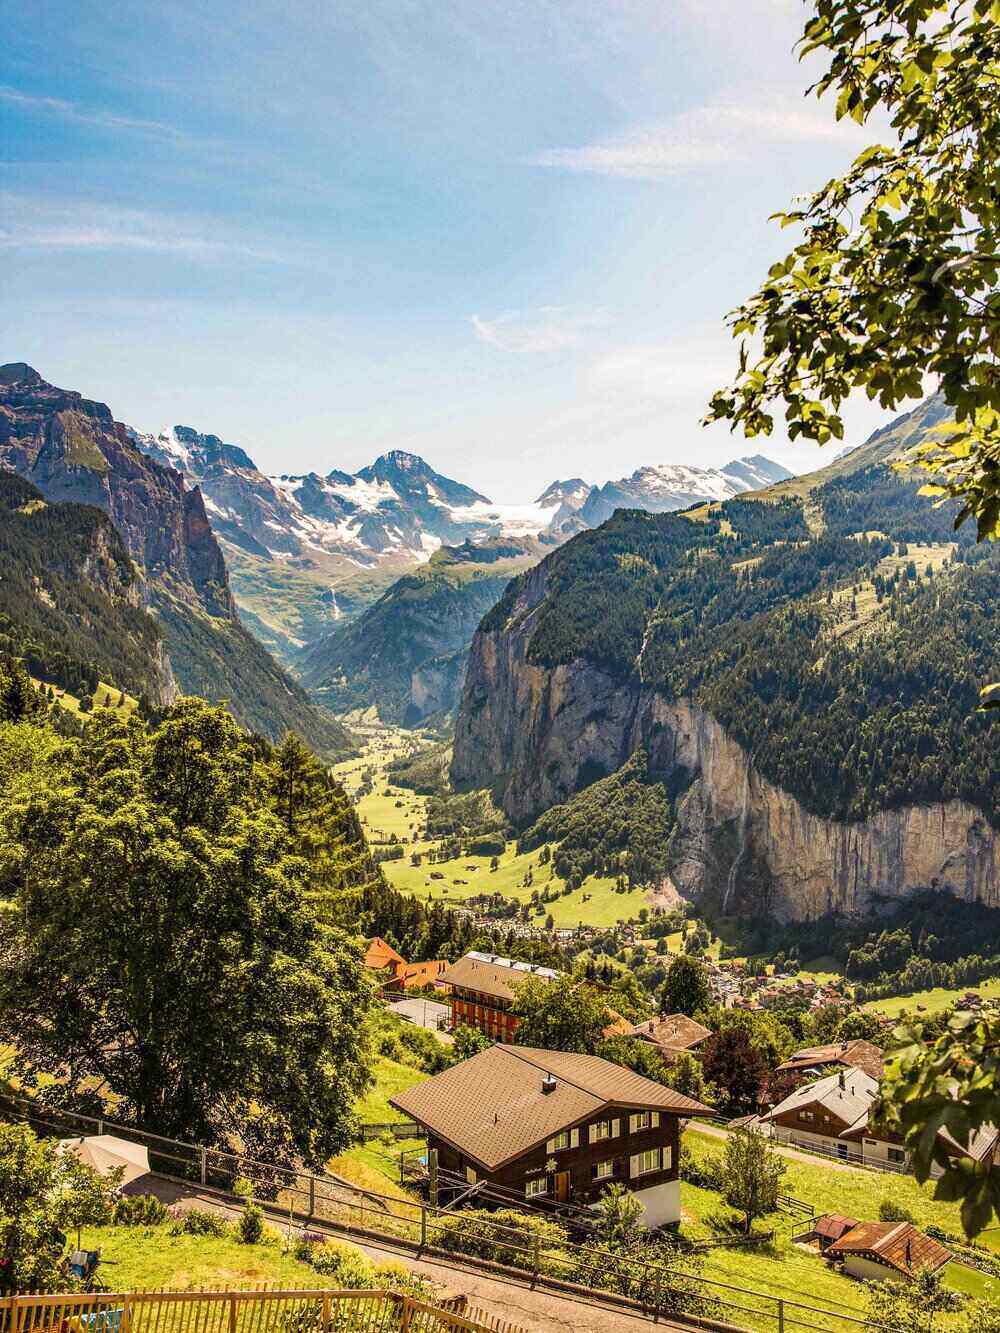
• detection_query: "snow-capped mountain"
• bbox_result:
[576,455,794,528]
[128,424,792,661]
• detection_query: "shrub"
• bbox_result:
[431,1208,569,1275]
[678,1145,724,1190]
[169,1207,229,1237]
[111,1194,168,1227]
[307,1240,373,1287]
[878,1198,915,1224]
[237,1203,264,1244]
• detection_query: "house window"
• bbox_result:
[465,1166,477,1184]
[630,1148,662,1177]
[799,1110,814,1122]
[526,1177,548,1198]
[887,1147,906,1165]
[628,1112,659,1133]
[550,1130,570,1151]
[593,1159,615,1181]
[589,1121,612,1143]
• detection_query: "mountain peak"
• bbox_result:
[0,363,46,388]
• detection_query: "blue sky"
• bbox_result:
[2,0,893,499]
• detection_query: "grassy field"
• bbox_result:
[80,1225,328,1290]
[681,1128,993,1325]
[335,1054,427,1193]
[336,728,653,931]
[863,977,1000,1020]
[32,678,139,717]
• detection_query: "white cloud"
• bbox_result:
[588,339,737,400]
[0,194,286,264]
[531,98,870,180]
[0,86,192,143]
[471,306,605,353]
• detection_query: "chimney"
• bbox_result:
[541,1074,557,1095]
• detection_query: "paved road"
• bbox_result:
[141,1177,702,1333]
[692,1122,892,1176]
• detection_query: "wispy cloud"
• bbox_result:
[0,85,193,144]
[0,194,287,264]
[531,99,869,180]
[471,306,605,353]
[588,337,737,401]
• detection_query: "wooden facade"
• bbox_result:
[447,985,520,1042]
[429,1108,680,1207]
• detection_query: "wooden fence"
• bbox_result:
[0,1290,526,1333]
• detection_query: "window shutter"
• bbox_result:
[663,1146,672,1172]
[651,1112,660,1128]
[629,1114,638,1134]
[612,1118,621,1137]
[629,1153,640,1178]
[588,1124,596,1145]
[590,1163,598,1179]
[570,1127,579,1149]
[545,1138,555,1153]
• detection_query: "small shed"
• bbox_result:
[809,1213,859,1252]
[826,1221,951,1283]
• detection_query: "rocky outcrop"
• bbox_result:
[452,564,1000,921]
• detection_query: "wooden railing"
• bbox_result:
[0,1290,525,1333]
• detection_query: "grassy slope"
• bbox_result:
[863,976,1000,1019]
[80,1226,327,1290]
[336,730,651,931]
[681,1128,992,1325]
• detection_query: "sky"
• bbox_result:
[2,0,900,500]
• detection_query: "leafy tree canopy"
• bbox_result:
[708,0,1000,541]
[659,955,711,1018]
[0,699,373,1166]
[512,976,614,1053]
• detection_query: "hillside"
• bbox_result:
[451,397,1000,922]
[0,472,174,705]
[299,540,537,723]
[0,365,352,759]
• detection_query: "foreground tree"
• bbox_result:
[877,1011,1000,1236]
[701,1028,769,1115]
[658,955,711,1018]
[721,1127,786,1235]
[0,1123,118,1294]
[0,700,372,1164]
[708,1,1000,542]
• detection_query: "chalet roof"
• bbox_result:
[399,960,448,990]
[760,1067,878,1129]
[364,937,406,971]
[776,1040,884,1080]
[813,1214,858,1242]
[628,1014,712,1052]
[440,952,560,1002]
[389,1043,714,1171]
[826,1221,950,1277]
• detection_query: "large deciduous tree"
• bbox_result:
[0,700,372,1165]
[512,976,613,1053]
[658,955,711,1018]
[721,1127,787,1235]
[708,1,1000,542]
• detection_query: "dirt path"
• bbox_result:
[141,1177,701,1333]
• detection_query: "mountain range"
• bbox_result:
[126,422,792,662]
[0,364,351,759]
[450,393,1000,924]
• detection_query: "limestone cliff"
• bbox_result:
[452,564,1000,922]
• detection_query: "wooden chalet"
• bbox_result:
[439,952,560,1041]
[826,1221,951,1283]
[775,1039,884,1081]
[626,1013,712,1064]
[389,1043,714,1228]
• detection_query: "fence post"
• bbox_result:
[532,1234,540,1284]
[777,1297,784,1333]
[200,1146,207,1186]
[122,1297,131,1333]
[420,1203,427,1250]
[229,1294,237,1333]
[309,1175,315,1217]
[398,1296,414,1333]
[321,1295,331,1333]
[97,1120,104,1137]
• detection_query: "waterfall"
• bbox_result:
[722,753,753,915]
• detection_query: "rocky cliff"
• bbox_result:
[454,581,1000,920]
[0,364,352,757]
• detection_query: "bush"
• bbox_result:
[878,1198,915,1224]
[169,1206,229,1237]
[237,1203,264,1244]
[111,1193,168,1227]
[432,1208,570,1275]
[306,1239,374,1287]
[678,1145,724,1190]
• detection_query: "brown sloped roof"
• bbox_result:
[813,1214,858,1242]
[364,936,406,970]
[777,1040,884,1079]
[389,1043,715,1171]
[826,1222,950,1277]
[628,1014,712,1051]
[440,955,556,1002]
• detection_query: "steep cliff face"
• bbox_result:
[454,602,1000,920]
[0,364,352,758]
